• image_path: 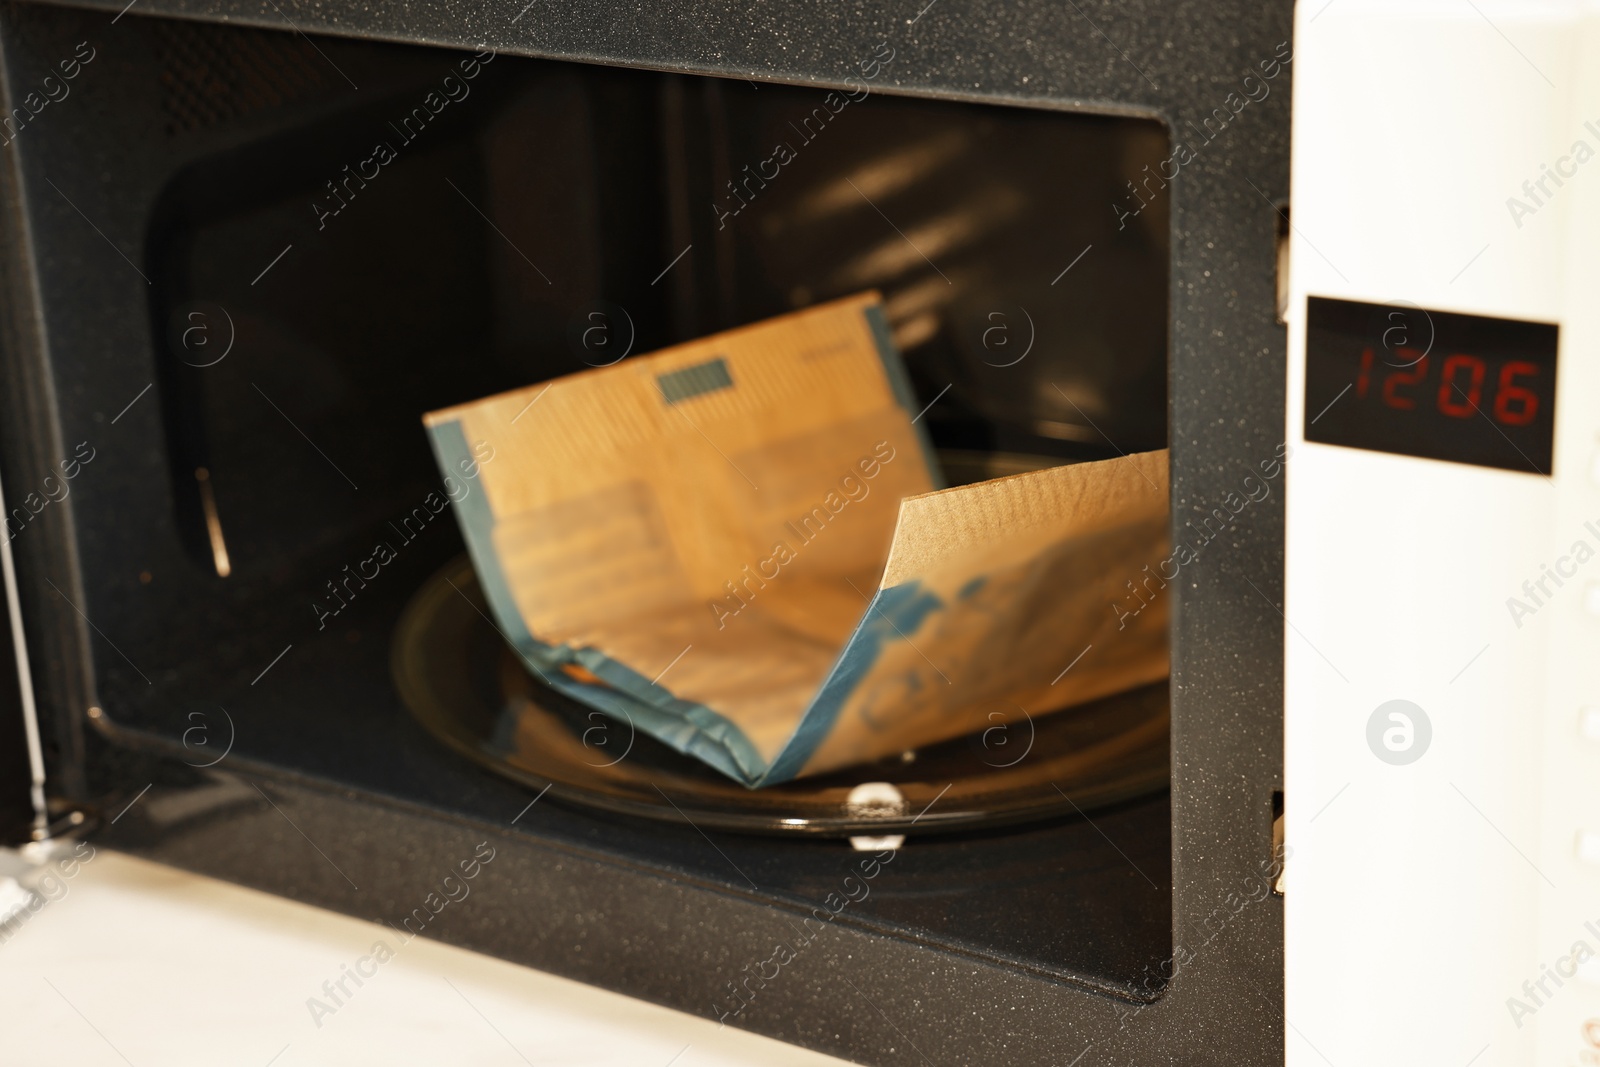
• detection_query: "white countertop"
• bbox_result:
[0,844,854,1066]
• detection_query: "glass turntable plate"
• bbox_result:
[395,545,1168,837]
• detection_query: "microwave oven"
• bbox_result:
[0,0,1376,1062]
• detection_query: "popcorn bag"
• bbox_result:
[423,292,1169,787]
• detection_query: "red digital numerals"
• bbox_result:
[1355,346,1539,426]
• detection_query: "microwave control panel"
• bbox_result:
[1286,3,1600,1065]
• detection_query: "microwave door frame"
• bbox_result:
[0,462,44,843]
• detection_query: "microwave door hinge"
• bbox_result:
[0,466,50,840]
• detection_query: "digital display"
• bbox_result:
[1304,297,1559,475]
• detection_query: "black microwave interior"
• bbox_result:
[19,9,1176,998]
